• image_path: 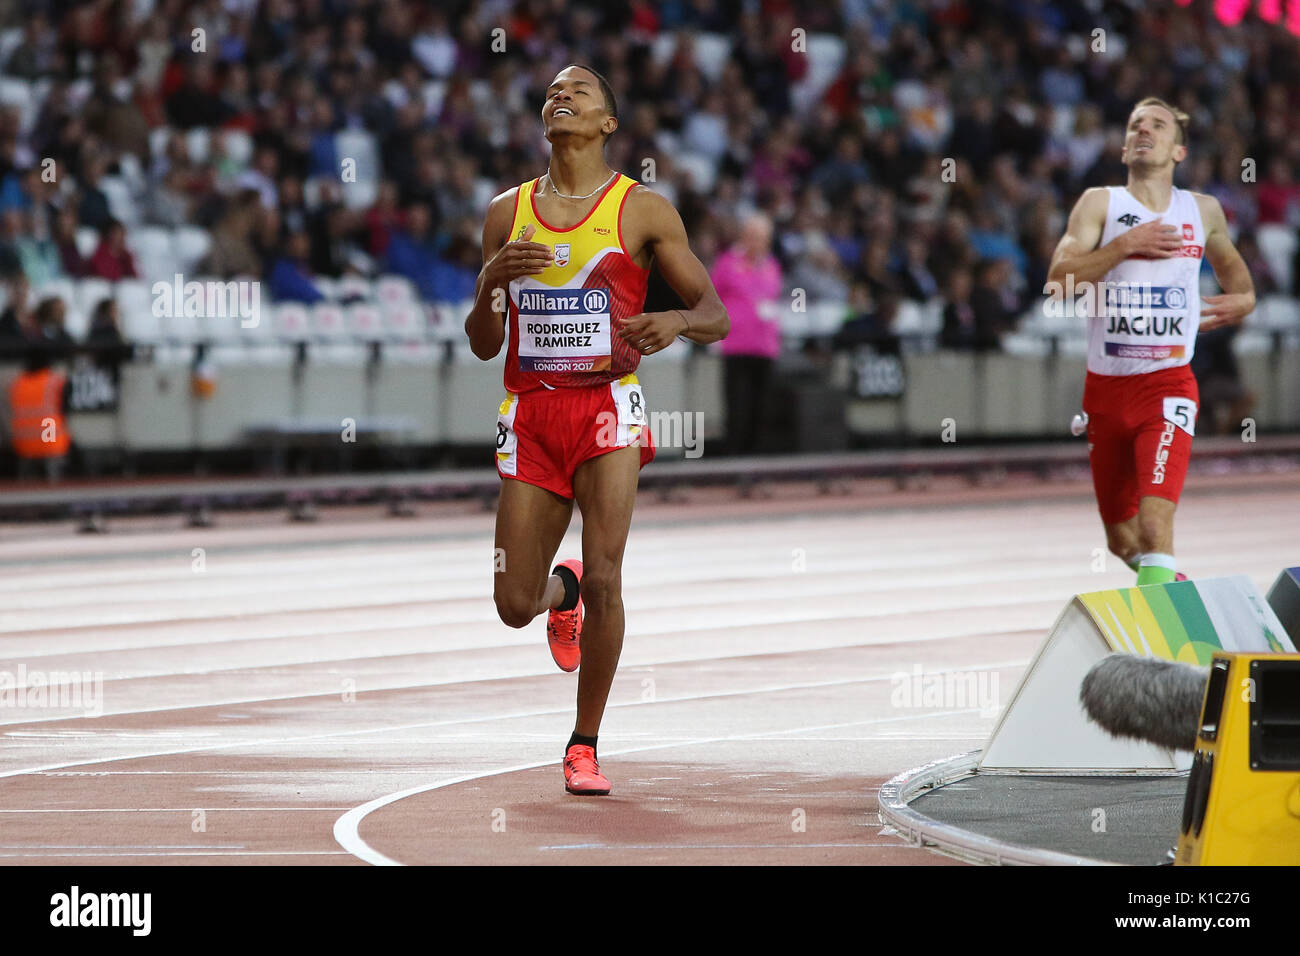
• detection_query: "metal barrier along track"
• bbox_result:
[1,435,1298,526]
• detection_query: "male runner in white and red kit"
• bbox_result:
[465,65,728,794]
[1048,97,1255,584]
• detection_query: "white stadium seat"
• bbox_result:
[128,227,175,282]
[311,276,338,301]
[75,278,113,316]
[75,227,99,259]
[273,303,311,342]
[692,33,732,82]
[186,127,210,163]
[63,306,89,340]
[674,152,717,193]
[340,178,378,210]
[149,126,173,161]
[221,129,254,168]
[347,303,384,339]
[334,129,379,183]
[119,301,163,344]
[115,279,154,319]
[35,278,76,310]
[376,275,416,306]
[1256,224,1296,295]
[310,302,349,340]
[99,176,139,226]
[173,226,212,273]
[159,307,201,343]
[383,301,426,341]
[336,275,373,302]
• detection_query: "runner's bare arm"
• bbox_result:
[1196,194,1255,331]
[618,188,729,351]
[1046,187,1182,295]
[465,190,553,360]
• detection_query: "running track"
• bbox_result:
[0,469,1295,865]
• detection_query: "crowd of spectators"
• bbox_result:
[0,0,1298,359]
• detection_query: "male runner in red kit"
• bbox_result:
[1047,97,1254,583]
[465,65,729,794]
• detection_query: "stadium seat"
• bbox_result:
[312,276,339,301]
[99,176,139,226]
[335,129,379,183]
[62,306,89,341]
[186,127,210,163]
[1002,332,1052,357]
[792,34,846,111]
[75,278,113,316]
[274,303,311,342]
[119,304,164,345]
[1256,224,1296,295]
[173,226,212,274]
[376,275,417,306]
[310,302,349,341]
[75,227,98,259]
[340,178,378,210]
[692,33,732,81]
[160,307,201,344]
[0,28,23,68]
[35,278,76,311]
[808,302,848,336]
[422,80,448,115]
[674,152,717,193]
[336,275,373,303]
[1253,295,1300,331]
[892,300,925,335]
[115,279,154,321]
[384,340,440,364]
[383,301,427,341]
[128,227,176,282]
[221,129,254,168]
[347,303,384,340]
[149,126,172,161]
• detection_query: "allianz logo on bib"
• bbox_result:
[1104,285,1186,310]
[518,288,609,315]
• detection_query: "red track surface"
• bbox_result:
[0,469,1295,865]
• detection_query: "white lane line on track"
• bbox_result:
[0,643,1032,727]
[0,661,1025,776]
[538,843,904,851]
[331,707,988,866]
[0,807,347,812]
[0,851,351,858]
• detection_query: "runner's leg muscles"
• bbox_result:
[493,478,574,628]
[1136,495,1176,555]
[571,445,641,737]
[1105,517,1142,567]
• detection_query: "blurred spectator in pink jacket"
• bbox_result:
[711,213,782,454]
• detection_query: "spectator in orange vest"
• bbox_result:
[8,343,70,481]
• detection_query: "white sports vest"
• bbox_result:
[1085,185,1204,376]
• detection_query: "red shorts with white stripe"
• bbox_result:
[494,375,655,500]
[1083,365,1199,525]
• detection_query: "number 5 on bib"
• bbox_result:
[1163,396,1197,437]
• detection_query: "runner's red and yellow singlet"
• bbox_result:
[504,173,649,393]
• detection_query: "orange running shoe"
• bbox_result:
[547,559,583,672]
[563,744,610,795]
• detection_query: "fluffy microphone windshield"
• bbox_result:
[1079,654,1209,752]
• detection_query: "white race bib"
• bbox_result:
[517,287,612,374]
